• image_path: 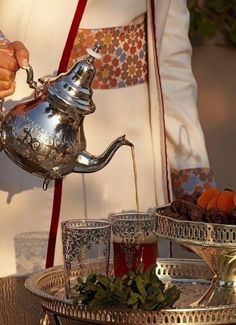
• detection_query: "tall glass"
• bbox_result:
[14,231,48,274]
[61,219,111,298]
[110,212,157,277]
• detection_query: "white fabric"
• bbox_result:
[158,0,209,170]
[0,0,209,276]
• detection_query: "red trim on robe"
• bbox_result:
[46,0,88,268]
[150,0,171,203]
[46,179,63,268]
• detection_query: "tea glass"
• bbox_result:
[110,212,158,277]
[61,219,111,298]
[14,231,48,274]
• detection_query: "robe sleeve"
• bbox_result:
[158,0,215,197]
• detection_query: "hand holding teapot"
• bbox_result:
[0,40,29,98]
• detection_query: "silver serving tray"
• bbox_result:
[25,258,236,324]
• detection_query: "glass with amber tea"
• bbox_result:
[110,212,157,277]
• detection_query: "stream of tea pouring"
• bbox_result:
[131,145,140,215]
[130,145,145,244]
[113,149,158,276]
[131,146,158,267]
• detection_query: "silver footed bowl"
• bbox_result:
[156,205,236,307]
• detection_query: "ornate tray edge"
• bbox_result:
[25,259,236,324]
[156,209,236,248]
[25,259,224,312]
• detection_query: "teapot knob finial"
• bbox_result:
[86,42,102,62]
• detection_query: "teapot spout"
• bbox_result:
[73,135,133,174]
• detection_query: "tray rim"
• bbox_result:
[156,205,236,229]
[156,208,236,248]
[25,258,232,314]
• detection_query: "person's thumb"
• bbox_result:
[8,41,29,68]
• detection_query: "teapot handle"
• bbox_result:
[0,98,5,119]
[0,64,41,116]
[22,64,42,98]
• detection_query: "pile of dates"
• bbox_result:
[164,188,236,225]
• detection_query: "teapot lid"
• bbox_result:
[46,43,102,119]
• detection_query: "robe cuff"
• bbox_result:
[171,167,216,199]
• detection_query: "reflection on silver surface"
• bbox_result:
[61,219,111,298]
[0,43,132,189]
[25,258,236,325]
[156,207,236,306]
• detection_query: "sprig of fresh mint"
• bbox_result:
[72,264,180,311]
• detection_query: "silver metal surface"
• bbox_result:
[25,258,236,325]
[47,42,102,117]
[0,98,5,122]
[156,206,236,248]
[0,43,132,188]
[110,212,157,243]
[156,208,236,306]
[61,219,111,298]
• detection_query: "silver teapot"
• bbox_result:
[0,43,132,190]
